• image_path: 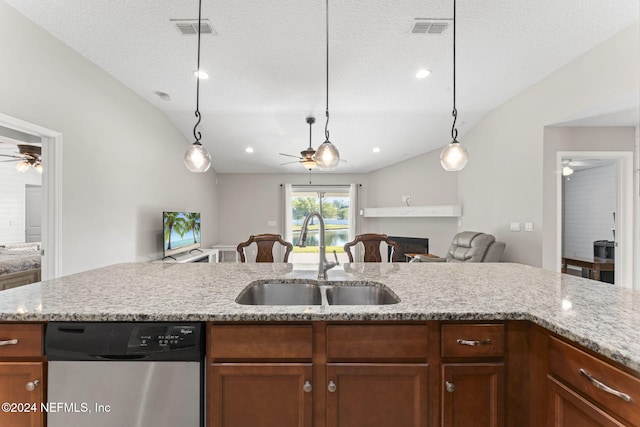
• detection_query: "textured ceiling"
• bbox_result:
[4,0,639,173]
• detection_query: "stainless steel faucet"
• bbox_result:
[297,211,338,280]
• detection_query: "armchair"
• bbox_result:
[411,231,505,263]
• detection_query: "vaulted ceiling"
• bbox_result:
[5,0,639,173]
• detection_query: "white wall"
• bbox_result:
[0,162,41,243]
[365,148,459,257]
[562,163,616,259]
[0,2,218,275]
[458,23,639,266]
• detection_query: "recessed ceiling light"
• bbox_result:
[245,147,254,153]
[194,69,209,79]
[154,90,171,101]
[416,69,431,79]
[372,147,381,153]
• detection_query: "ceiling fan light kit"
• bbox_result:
[440,0,469,172]
[0,143,43,174]
[184,0,212,173]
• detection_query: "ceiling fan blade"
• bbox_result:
[1,159,20,163]
[0,153,23,159]
[280,160,301,166]
[279,153,302,159]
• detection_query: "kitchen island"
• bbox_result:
[1,261,639,427]
[0,261,637,370]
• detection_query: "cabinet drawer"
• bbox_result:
[549,336,640,425]
[326,324,428,362]
[209,325,313,361]
[441,324,504,358]
[0,324,43,358]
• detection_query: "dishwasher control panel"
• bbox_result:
[128,325,198,353]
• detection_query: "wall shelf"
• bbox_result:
[363,205,462,218]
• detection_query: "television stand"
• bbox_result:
[156,248,218,263]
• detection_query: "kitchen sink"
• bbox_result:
[236,281,400,306]
[235,282,322,305]
[325,285,400,305]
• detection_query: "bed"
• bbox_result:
[0,242,42,290]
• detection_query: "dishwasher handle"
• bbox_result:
[92,354,148,361]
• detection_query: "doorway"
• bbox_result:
[0,113,62,280]
[556,151,634,288]
[25,184,42,242]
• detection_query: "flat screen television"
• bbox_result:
[163,211,202,259]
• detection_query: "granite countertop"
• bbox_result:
[0,262,638,371]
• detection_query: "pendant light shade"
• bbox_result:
[184,0,212,173]
[315,141,340,170]
[314,0,340,172]
[440,0,468,172]
[440,142,468,171]
[184,142,212,172]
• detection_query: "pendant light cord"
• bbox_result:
[193,0,203,145]
[450,0,458,142]
[324,0,330,142]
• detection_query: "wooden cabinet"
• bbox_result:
[326,363,428,427]
[548,376,626,427]
[547,336,640,426]
[207,322,429,427]
[440,323,505,427]
[326,324,429,427]
[441,363,504,427]
[209,364,312,427]
[205,321,640,427]
[0,324,44,427]
[208,324,313,427]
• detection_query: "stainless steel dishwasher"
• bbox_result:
[45,322,203,427]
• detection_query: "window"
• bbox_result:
[284,184,357,264]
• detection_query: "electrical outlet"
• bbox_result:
[525,222,534,232]
[510,222,520,232]
[267,220,277,227]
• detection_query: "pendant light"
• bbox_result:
[440,0,469,172]
[184,0,212,173]
[314,0,340,171]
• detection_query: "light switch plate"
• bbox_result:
[267,220,277,227]
[525,222,534,232]
[510,222,521,232]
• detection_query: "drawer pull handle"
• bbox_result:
[26,380,40,391]
[303,381,312,393]
[456,339,491,347]
[579,368,632,403]
[0,339,19,346]
[445,381,456,393]
[327,381,337,393]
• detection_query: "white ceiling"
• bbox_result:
[5,0,639,173]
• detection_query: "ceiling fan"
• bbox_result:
[0,143,43,173]
[279,117,319,171]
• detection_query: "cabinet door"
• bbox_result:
[442,363,504,427]
[548,377,626,427]
[209,363,312,427]
[326,363,428,427]
[0,362,44,427]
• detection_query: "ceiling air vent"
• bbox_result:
[172,19,215,35]
[412,20,449,34]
